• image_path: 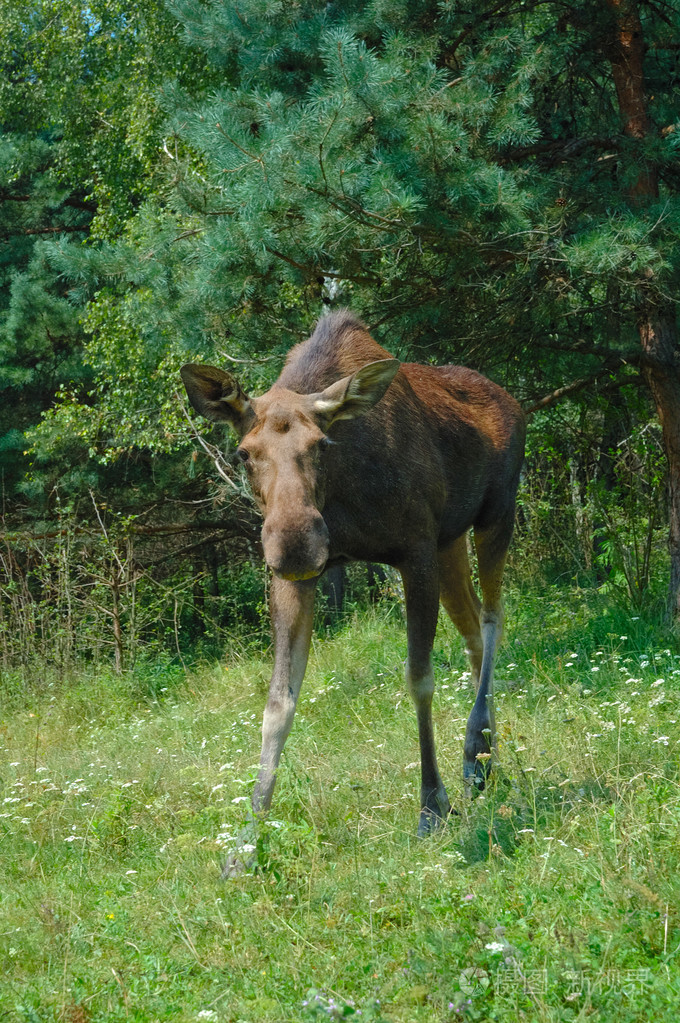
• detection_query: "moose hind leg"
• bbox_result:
[401,556,451,836]
[463,526,510,795]
[438,535,483,689]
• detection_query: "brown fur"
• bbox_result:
[180,310,526,873]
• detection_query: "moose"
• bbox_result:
[181,311,525,869]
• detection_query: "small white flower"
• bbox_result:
[231,796,248,804]
[485,942,505,953]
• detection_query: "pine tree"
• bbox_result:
[17,0,680,610]
[0,132,91,502]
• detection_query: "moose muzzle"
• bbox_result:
[261,509,330,582]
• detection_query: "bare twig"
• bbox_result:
[216,350,278,365]
[177,395,244,493]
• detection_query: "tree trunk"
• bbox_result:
[639,311,680,615]
[111,566,124,674]
[605,0,680,615]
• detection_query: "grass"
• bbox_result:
[1,586,679,1021]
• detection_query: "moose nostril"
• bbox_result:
[261,510,329,579]
[313,515,329,540]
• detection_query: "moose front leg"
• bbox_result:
[401,555,451,837]
[222,575,317,877]
[253,574,318,815]
[252,575,318,815]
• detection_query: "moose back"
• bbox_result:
[181,311,525,866]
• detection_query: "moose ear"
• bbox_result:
[180,364,254,435]
[312,359,400,427]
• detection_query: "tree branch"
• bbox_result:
[524,358,639,414]
[1,225,89,238]
[498,136,618,166]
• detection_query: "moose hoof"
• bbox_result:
[221,825,259,878]
[463,750,493,797]
[221,844,258,879]
[417,788,452,837]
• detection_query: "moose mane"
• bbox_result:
[276,310,393,394]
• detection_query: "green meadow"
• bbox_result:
[1,588,679,1022]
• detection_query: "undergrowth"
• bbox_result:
[1,587,679,1021]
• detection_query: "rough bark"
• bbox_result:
[605,0,680,615]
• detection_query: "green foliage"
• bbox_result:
[588,419,668,607]
[513,383,670,606]
[31,0,678,470]
[0,0,676,619]
[0,133,90,497]
[0,0,220,506]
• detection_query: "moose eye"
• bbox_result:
[235,447,250,464]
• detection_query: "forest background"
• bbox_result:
[1,0,679,665]
[2,3,680,1021]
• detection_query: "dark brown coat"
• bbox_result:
[181,311,525,874]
